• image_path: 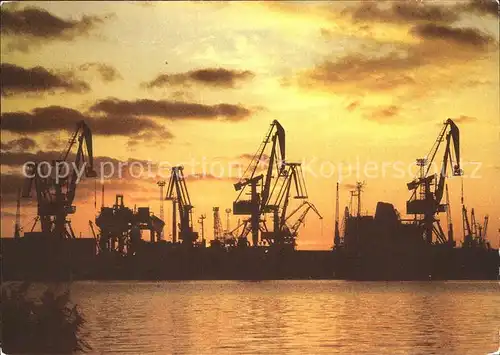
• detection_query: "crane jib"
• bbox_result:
[406,118,463,245]
[21,120,97,239]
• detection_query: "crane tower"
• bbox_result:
[157,180,166,240]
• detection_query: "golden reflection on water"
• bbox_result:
[71,281,500,354]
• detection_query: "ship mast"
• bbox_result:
[14,188,21,238]
[334,182,340,248]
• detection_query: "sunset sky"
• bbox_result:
[1,1,499,249]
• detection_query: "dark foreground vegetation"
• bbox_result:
[1,282,89,354]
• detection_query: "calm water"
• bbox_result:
[68,281,499,354]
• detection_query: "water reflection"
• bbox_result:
[70,281,499,354]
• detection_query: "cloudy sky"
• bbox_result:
[1,1,499,249]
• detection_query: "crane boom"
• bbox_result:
[406,119,462,244]
[285,201,322,243]
[233,120,286,247]
[483,215,489,239]
[269,163,307,226]
[259,162,309,246]
[165,166,198,245]
[66,121,97,204]
[234,120,285,193]
[462,205,490,249]
[435,121,460,205]
[22,120,96,238]
[423,119,460,178]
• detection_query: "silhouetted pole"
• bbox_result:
[14,188,21,238]
[157,181,166,240]
[101,183,105,208]
[172,199,177,243]
[199,214,206,243]
[357,182,362,218]
[334,182,340,248]
[225,208,232,232]
[251,181,259,247]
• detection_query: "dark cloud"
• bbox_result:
[265,2,461,27]
[126,130,173,150]
[91,115,173,137]
[44,136,67,150]
[1,105,171,136]
[292,21,495,96]
[392,3,460,23]
[0,137,37,151]
[239,153,257,161]
[0,173,25,203]
[0,150,160,185]
[346,100,361,111]
[1,97,249,147]
[411,24,495,48]
[90,98,252,121]
[320,28,334,40]
[296,52,419,94]
[1,106,88,133]
[85,156,158,182]
[1,63,90,96]
[452,115,478,123]
[367,105,400,122]
[282,1,496,98]
[0,7,105,39]
[0,170,155,208]
[0,150,130,169]
[345,2,460,25]
[0,150,61,167]
[78,62,122,82]
[0,7,110,52]
[464,79,492,86]
[238,153,270,162]
[143,68,255,89]
[236,153,270,173]
[1,105,174,148]
[458,0,498,17]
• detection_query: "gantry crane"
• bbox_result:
[479,215,489,241]
[462,205,473,244]
[462,205,490,249]
[212,207,224,241]
[165,166,199,245]
[233,120,286,246]
[23,120,97,238]
[261,162,308,246]
[95,194,165,255]
[210,207,239,249]
[406,119,462,244]
[278,201,322,247]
